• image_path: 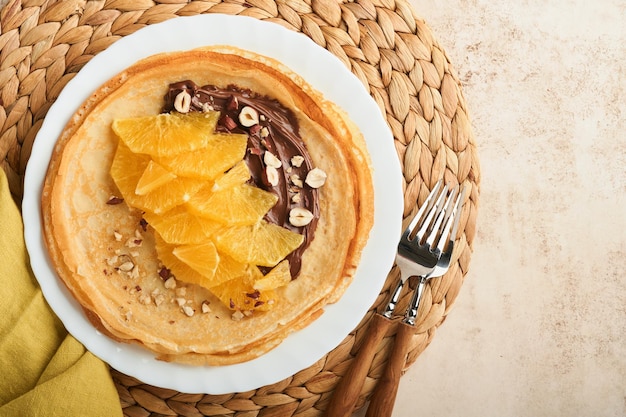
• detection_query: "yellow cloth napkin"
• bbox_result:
[0,170,123,417]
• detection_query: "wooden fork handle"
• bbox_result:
[326,313,394,417]
[365,321,414,417]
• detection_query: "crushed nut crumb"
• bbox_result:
[182,305,195,317]
[290,174,303,188]
[266,166,279,186]
[118,261,134,272]
[106,255,119,266]
[201,301,211,314]
[164,277,177,289]
[291,155,305,168]
[264,151,282,169]
[138,294,152,305]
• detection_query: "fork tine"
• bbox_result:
[415,183,448,243]
[435,185,465,254]
[401,179,443,241]
[425,186,457,248]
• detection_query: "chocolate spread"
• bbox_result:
[163,81,320,278]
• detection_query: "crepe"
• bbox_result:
[41,47,374,365]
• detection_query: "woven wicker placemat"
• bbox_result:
[0,0,480,415]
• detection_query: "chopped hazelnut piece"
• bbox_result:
[264,151,282,169]
[164,277,177,289]
[290,174,303,188]
[238,106,259,127]
[174,90,192,113]
[231,310,245,321]
[118,261,134,272]
[113,231,123,242]
[138,294,152,305]
[266,166,279,186]
[182,305,195,317]
[201,301,211,314]
[158,266,171,280]
[291,155,305,167]
[305,168,327,188]
[289,207,314,227]
[221,114,237,131]
[130,265,140,279]
[152,290,165,306]
[226,95,239,111]
[260,126,270,138]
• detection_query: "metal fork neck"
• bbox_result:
[403,276,428,325]
[381,278,407,318]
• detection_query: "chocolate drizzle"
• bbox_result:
[163,81,320,278]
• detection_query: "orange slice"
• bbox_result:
[110,142,204,214]
[156,132,248,180]
[142,206,222,245]
[155,234,216,288]
[188,184,278,226]
[210,266,276,311]
[214,220,304,267]
[112,112,220,157]
[253,260,291,291]
[173,241,219,280]
[212,160,250,191]
[214,251,250,284]
[135,160,176,195]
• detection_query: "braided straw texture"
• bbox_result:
[1,0,480,415]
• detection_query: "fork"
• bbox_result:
[326,180,464,417]
[364,184,465,417]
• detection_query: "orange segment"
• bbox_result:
[135,160,176,195]
[210,266,276,311]
[253,260,291,291]
[143,206,222,245]
[156,133,248,180]
[155,234,216,288]
[155,234,249,289]
[173,241,219,280]
[214,220,304,267]
[212,160,250,191]
[110,142,204,214]
[188,184,278,226]
[112,112,220,157]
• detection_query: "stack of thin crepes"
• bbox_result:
[41,47,374,365]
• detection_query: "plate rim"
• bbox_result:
[22,14,403,394]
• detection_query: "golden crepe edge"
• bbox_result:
[41,46,374,365]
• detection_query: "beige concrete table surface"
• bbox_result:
[1,0,623,416]
[373,1,626,416]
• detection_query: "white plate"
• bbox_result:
[23,14,403,394]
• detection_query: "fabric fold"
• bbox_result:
[0,170,122,417]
